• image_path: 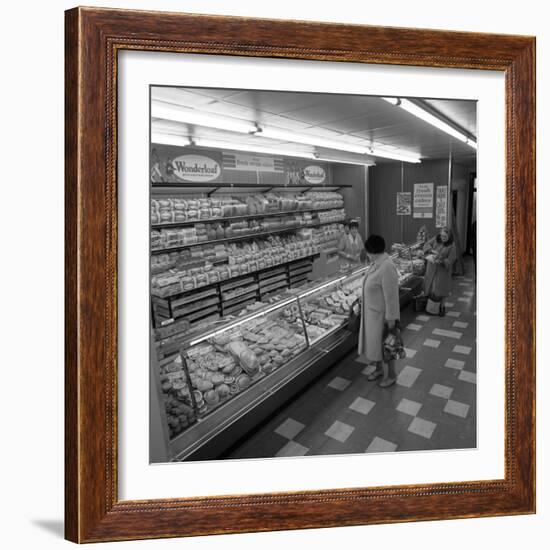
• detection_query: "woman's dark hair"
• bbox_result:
[436,228,454,246]
[349,220,359,229]
[364,234,386,254]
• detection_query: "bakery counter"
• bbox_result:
[153,242,423,460]
[172,329,355,461]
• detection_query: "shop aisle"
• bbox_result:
[226,263,476,459]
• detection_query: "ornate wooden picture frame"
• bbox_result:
[65,6,535,543]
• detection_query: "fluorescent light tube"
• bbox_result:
[151,133,192,147]
[151,101,257,134]
[258,127,367,155]
[193,138,316,159]
[314,155,375,167]
[368,148,421,163]
[384,97,477,148]
[399,99,469,142]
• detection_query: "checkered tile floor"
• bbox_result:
[227,264,477,459]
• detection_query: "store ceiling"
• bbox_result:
[151,87,477,164]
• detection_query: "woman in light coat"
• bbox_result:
[422,227,457,300]
[358,234,401,388]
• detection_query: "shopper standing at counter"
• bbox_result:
[358,235,401,388]
[422,227,457,303]
[337,220,363,265]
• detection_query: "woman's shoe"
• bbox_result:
[367,370,383,381]
[363,364,377,376]
[378,377,396,388]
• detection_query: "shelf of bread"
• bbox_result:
[151,233,322,299]
[151,191,344,227]
[151,218,345,254]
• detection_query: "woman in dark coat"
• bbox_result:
[422,227,457,300]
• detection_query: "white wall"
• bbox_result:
[1,1,547,549]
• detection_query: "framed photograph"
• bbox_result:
[65,7,535,543]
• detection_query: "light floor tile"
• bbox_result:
[453,321,469,329]
[325,421,355,443]
[458,282,471,287]
[444,399,470,418]
[462,291,474,296]
[458,297,471,303]
[327,376,351,391]
[458,370,477,384]
[453,345,472,355]
[276,440,309,457]
[446,302,455,307]
[423,338,441,348]
[396,398,422,416]
[366,436,397,453]
[430,383,454,399]
[406,323,422,331]
[433,328,463,339]
[404,347,417,358]
[397,366,422,388]
[275,418,305,440]
[464,277,474,282]
[408,417,437,439]
[446,311,461,318]
[445,358,465,370]
[416,315,430,322]
[349,397,376,415]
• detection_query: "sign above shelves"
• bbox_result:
[151,143,331,186]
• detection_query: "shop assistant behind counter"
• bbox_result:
[337,221,364,265]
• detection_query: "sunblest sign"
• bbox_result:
[171,155,221,182]
[303,165,326,184]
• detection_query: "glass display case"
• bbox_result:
[154,241,425,453]
[159,297,309,440]
[298,266,367,345]
[391,241,426,282]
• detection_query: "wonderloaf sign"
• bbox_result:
[172,155,221,182]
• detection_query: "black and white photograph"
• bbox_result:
[149,86,478,463]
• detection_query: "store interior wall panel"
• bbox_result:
[368,162,403,244]
[402,159,449,241]
[451,160,476,247]
[369,159,454,243]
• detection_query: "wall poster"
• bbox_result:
[396,192,412,215]
[413,182,434,218]
[435,185,449,228]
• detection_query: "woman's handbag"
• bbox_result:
[382,321,406,362]
[426,294,445,316]
[347,298,361,333]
